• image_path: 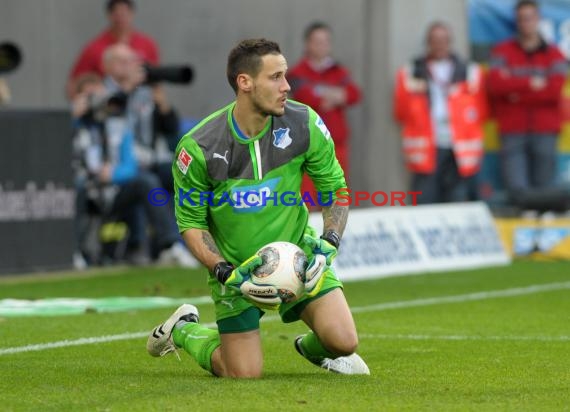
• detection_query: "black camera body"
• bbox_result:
[81,91,129,125]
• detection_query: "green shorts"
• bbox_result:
[210,269,343,334]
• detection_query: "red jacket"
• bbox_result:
[288,58,361,172]
[488,39,567,134]
[69,29,160,80]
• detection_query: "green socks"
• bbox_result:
[172,324,334,372]
[172,322,221,373]
[298,331,335,364]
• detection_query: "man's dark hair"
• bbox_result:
[515,0,539,12]
[226,38,281,93]
[304,21,331,40]
[106,0,134,13]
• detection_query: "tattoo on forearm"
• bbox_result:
[201,231,222,256]
[323,201,349,237]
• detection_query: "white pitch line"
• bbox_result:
[0,321,215,356]
[350,281,570,314]
[359,334,570,342]
[1,281,569,356]
[0,332,148,355]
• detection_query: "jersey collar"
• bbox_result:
[227,102,272,144]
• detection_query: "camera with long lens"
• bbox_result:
[79,63,194,124]
[143,64,194,85]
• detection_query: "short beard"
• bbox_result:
[251,88,285,117]
[252,99,283,117]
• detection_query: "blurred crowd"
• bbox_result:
[69,0,196,268]
[3,0,565,268]
[394,0,567,208]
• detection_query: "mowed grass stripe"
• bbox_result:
[2,280,568,356]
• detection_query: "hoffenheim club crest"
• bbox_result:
[272,128,292,149]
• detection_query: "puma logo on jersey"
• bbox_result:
[213,150,229,165]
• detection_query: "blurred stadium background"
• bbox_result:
[0,0,469,201]
[2,0,570,271]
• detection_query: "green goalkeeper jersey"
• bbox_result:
[173,99,346,265]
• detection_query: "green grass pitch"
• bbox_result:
[1,261,569,411]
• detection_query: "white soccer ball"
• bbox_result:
[251,241,307,304]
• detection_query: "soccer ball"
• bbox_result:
[252,241,307,304]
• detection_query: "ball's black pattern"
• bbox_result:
[253,246,279,278]
[294,250,308,282]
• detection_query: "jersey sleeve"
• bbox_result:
[173,135,211,232]
[304,107,347,200]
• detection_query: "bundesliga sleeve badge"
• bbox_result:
[177,147,192,175]
[315,115,331,140]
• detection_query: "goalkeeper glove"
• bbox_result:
[213,256,281,309]
[303,231,339,297]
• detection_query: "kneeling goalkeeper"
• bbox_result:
[147,38,369,377]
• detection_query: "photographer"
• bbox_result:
[66,0,159,100]
[101,44,183,190]
[71,54,197,268]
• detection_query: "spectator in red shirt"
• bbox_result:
[66,0,159,99]
[289,22,361,206]
[488,0,568,195]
